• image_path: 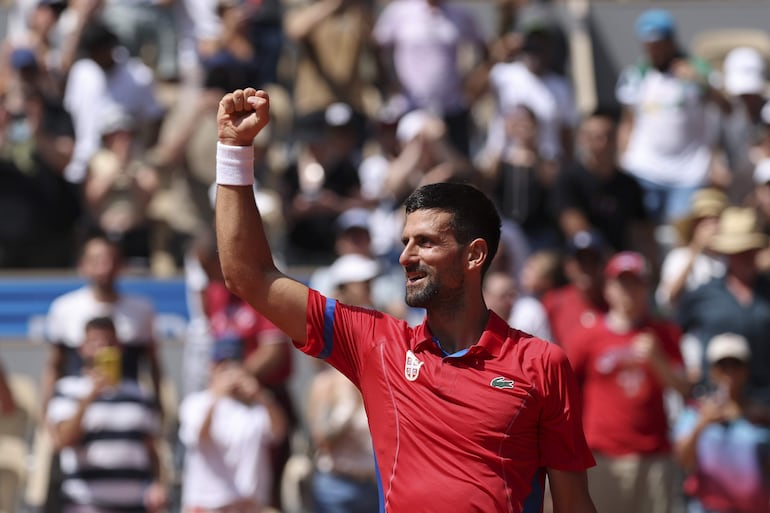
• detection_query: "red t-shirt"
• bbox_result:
[542,284,608,354]
[297,290,595,513]
[569,317,683,456]
[205,281,291,384]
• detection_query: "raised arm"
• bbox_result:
[215,88,309,343]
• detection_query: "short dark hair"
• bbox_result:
[85,316,116,333]
[403,182,501,274]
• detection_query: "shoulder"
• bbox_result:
[49,286,89,310]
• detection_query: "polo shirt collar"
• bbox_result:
[412,310,508,358]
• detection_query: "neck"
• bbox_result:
[90,284,118,302]
[426,293,489,355]
[584,155,615,177]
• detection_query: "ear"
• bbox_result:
[466,238,488,272]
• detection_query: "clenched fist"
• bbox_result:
[217,88,271,147]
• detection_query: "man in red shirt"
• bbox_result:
[214,88,597,513]
[569,251,690,513]
[542,230,609,354]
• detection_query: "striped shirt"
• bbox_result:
[47,376,160,513]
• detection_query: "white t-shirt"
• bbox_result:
[487,60,576,160]
[617,64,714,187]
[179,391,274,509]
[509,296,552,343]
[46,286,155,348]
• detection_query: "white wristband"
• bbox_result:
[216,142,254,186]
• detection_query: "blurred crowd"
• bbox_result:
[1,0,770,513]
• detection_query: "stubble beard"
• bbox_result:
[404,276,440,308]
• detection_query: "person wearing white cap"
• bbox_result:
[717,46,769,204]
[673,333,770,513]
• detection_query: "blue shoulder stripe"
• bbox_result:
[319,298,337,359]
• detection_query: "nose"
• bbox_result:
[399,241,416,267]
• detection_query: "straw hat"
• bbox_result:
[709,207,768,254]
[673,187,729,243]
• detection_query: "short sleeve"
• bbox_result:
[297,290,390,386]
[537,345,595,471]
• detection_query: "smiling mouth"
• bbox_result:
[405,272,426,284]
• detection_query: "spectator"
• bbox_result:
[570,251,689,513]
[43,233,163,416]
[382,109,474,207]
[308,209,405,319]
[0,85,80,268]
[203,248,297,511]
[46,316,166,513]
[474,18,577,165]
[483,104,561,251]
[678,207,770,402]
[656,187,728,314]
[553,108,655,262]
[373,0,487,155]
[279,104,368,266]
[284,0,378,125]
[542,230,609,353]
[306,250,380,513]
[717,47,769,204]
[674,333,770,513]
[63,22,165,184]
[483,270,552,341]
[83,105,161,265]
[179,335,288,513]
[616,9,729,224]
[519,249,563,299]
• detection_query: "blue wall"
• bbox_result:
[0,276,189,340]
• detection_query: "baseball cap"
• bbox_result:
[328,254,380,289]
[706,333,751,364]
[635,9,675,43]
[211,333,244,362]
[604,251,649,280]
[723,47,766,96]
[565,230,605,255]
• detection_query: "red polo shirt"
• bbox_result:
[297,290,595,513]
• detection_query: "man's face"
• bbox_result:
[399,209,466,309]
[483,272,517,319]
[579,116,616,162]
[79,239,121,289]
[81,326,119,362]
[604,273,648,318]
[643,38,675,69]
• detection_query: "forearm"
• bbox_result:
[215,184,279,302]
